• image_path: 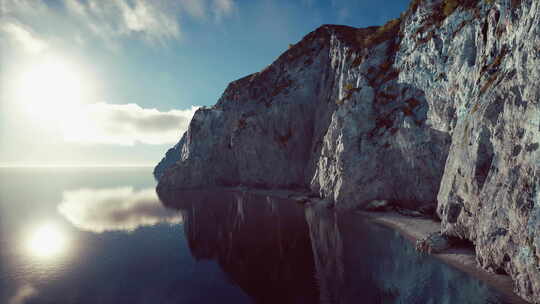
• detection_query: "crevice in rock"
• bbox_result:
[474,127,494,191]
[447,235,476,252]
[446,198,463,224]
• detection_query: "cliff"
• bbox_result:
[155,0,540,302]
[155,22,450,210]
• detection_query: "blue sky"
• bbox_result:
[0,0,410,166]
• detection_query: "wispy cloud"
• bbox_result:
[60,0,237,47]
[178,0,237,21]
[58,187,182,233]
[2,0,237,50]
[0,0,48,15]
[212,0,236,21]
[1,21,47,54]
[64,103,198,146]
[63,0,182,46]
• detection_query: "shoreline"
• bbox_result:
[360,211,529,304]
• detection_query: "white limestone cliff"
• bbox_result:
[155,0,540,301]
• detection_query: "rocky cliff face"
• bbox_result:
[156,0,540,301]
[422,1,540,301]
[156,23,450,210]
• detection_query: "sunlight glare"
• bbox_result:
[15,58,86,122]
[26,223,68,258]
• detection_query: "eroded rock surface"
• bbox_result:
[425,1,540,301]
[157,22,449,210]
[156,0,540,301]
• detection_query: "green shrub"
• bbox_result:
[415,0,477,46]
[471,103,480,113]
[237,119,247,129]
[270,79,293,97]
[480,47,509,75]
[480,74,498,95]
[402,107,414,116]
[351,56,363,68]
[337,84,360,105]
[510,0,523,9]
[443,0,459,17]
[380,18,401,33]
[362,18,401,48]
[409,0,423,13]
[406,98,421,108]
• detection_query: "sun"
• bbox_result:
[15,57,86,122]
[26,223,68,258]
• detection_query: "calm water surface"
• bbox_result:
[0,168,508,303]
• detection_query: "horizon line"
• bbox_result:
[0,163,155,168]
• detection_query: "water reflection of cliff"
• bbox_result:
[158,190,505,304]
[158,190,319,304]
[305,204,504,304]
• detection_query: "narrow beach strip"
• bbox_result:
[360,211,529,304]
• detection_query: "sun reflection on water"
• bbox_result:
[26,223,69,259]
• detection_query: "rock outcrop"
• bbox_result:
[427,0,540,300]
[156,0,540,301]
[156,23,450,210]
[153,134,185,181]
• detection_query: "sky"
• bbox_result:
[0,0,410,167]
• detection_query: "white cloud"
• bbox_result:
[175,0,237,21]
[63,0,85,15]
[1,21,47,54]
[58,187,182,233]
[62,0,181,46]
[64,103,198,145]
[9,284,37,304]
[117,0,181,41]
[2,0,237,49]
[213,0,235,21]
